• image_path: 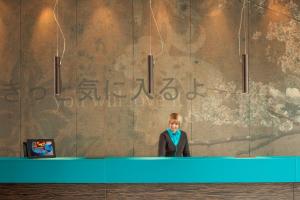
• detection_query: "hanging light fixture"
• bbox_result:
[53,0,66,96]
[242,54,248,93]
[148,0,154,94]
[54,56,61,95]
[239,0,249,93]
[148,54,154,94]
[148,0,164,94]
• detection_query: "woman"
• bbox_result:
[158,113,190,157]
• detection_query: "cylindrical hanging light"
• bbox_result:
[242,54,248,93]
[53,0,65,96]
[147,0,163,95]
[54,56,61,95]
[148,54,154,94]
[239,0,249,94]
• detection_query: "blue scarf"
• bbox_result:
[167,128,181,146]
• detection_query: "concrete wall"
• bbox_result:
[0,0,300,157]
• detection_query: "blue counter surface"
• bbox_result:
[0,156,299,183]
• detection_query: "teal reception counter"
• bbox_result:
[0,156,299,183]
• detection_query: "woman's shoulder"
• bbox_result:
[180,130,188,136]
[159,130,168,140]
[160,130,168,135]
[180,130,186,134]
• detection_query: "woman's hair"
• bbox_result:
[169,113,182,125]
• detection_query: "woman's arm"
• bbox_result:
[183,134,191,157]
[158,134,166,156]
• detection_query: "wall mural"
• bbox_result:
[0,0,299,157]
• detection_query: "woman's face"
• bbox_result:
[169,119,180,132]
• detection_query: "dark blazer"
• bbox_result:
[158,130,190,157]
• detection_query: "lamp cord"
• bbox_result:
[149,0,164,57]
[53,0,66,65]
[238,0,246,57]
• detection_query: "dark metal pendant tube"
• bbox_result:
[54,56,61,96]
[242,54,248,93]
[148,54,154,94]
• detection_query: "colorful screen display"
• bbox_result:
[26,139,56,158]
